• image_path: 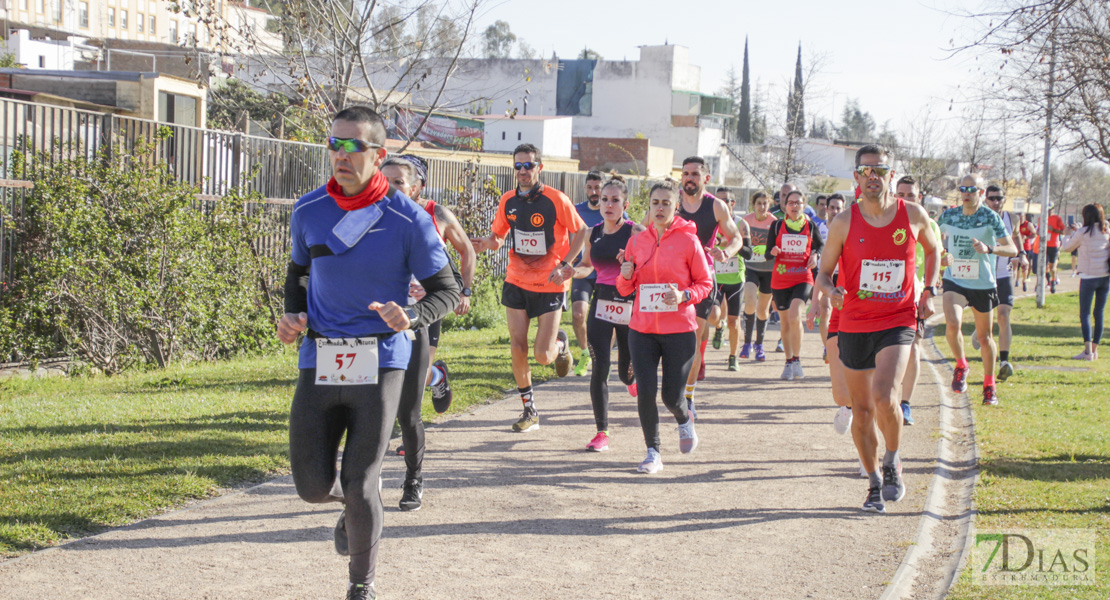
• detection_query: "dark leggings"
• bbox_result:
[290,367,404,586]
[586,302,634,432]
[629,329,696,451]
[1079,276,1110,344]
[397,326,430,481]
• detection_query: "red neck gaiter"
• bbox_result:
[327,170,390,211]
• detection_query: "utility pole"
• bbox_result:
[1035,31,1057,308]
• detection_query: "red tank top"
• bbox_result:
[424,200,443,242]
[840,199,918,333]
[771,218,815,289]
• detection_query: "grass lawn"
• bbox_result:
[0,317,567,557]
[934,291,1109,598]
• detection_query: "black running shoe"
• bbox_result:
[862,486,885,513]
[430,360,452,413]
[882,461,906,502]
[399,479,423,512]
[346,583,377,600]
[334,510,349,555]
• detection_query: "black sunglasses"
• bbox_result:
[327,137,382,153]
[514,161,540,171]
[987,195,1004,201]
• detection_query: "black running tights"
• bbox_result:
[629,329,695,451]
[397,326,430,481]
[586,306,634,432]
[289,367,404,587]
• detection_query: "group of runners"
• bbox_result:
[275,106,1043,599]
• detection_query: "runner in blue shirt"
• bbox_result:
[937,173,1017,406]
[276,106,459,600]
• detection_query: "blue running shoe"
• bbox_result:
[739,342,752,359]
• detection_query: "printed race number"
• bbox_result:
[514,230,547,255]
[781,233,807,254]
[859,259,905,294]
[595,299,632,325]
[715,256,740,275]
[950,259,980,280]
[315,337,379,385]
[639,284,678,313]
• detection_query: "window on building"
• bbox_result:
[169,20,178,43]
[107,7,115,26]
[36,0,43,14]
[38,56,45,68]
[137,12,143,32]
[149,15,155,34]
[186,22,196,46]
[54,0,63,22]
[20,0,28,11]
[501,132,506,141]
[120,9,127,29]
[517,132,522,141]
[77,1,88,27]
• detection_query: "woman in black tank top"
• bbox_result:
[572,177,640,452]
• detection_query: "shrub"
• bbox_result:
[0,132,281,373]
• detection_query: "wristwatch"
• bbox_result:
[404,307,420,329]
[461,286,473,297]
[922,286,937,296]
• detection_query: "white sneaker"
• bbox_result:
[678,419,698,454]
[792,360,805,380]
[833,406,852,435]
[780,363,794,381]
[972,335,981,350]
[638,448,663,474]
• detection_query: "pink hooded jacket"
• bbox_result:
[616,216,713,334]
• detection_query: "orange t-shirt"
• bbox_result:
[491,184,586,293]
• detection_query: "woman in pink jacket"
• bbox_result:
[617,179,713,474]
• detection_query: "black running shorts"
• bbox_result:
[502,281,565,319]
[943,279,1000,314]
[838,326,916,370]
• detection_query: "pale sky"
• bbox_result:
[472,0,993,138]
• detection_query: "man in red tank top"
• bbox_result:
[816,144,941,514]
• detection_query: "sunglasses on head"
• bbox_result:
[959,186,980,193]
[855,164,891,178]
[987,195,1004,201]
[514,161,540,171]
[327,137,381,153]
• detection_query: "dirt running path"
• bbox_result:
[1,325,943,600]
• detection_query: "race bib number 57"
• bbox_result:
[315,337,379,385]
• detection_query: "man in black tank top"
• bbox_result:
[671,156,747,415]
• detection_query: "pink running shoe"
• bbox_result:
[627,383,638,397]
[586,431,610,452]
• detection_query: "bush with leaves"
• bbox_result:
[0,132,281,373]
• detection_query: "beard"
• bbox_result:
[682,182,699,195]
[588,194,600,205]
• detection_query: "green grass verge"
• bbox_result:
[0,318,570,557]
[934,292,1109,598]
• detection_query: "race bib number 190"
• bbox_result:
[315,337,379,385]
[859,259,905,294]
[639,284,678,313]
[514,230,547,255]
[596,299,632,325]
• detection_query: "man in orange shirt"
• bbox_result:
[472,143,588,432]
[1046,205,1066,294]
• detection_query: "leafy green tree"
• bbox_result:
[483,20,516,58]
[738,38,752,144]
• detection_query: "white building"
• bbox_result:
[365,44,732,170]
[477,115,573,158]
[1,28,87,69]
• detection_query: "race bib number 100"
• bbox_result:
[596,299,632,325]
[315,337,379,385]
[781,233,807,254]
[639,284,678,313]
[514,230,547,255]
[859,259,905,294]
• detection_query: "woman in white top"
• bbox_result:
[1061,203,1110,360]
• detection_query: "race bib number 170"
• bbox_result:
[514,230,547,255]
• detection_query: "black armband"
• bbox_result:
[283,261,309,314]
[738,237,754,261]
[410,263,461,328]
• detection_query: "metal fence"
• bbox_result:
[0,95,664,297]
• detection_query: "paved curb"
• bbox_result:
[877,315,980,600]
